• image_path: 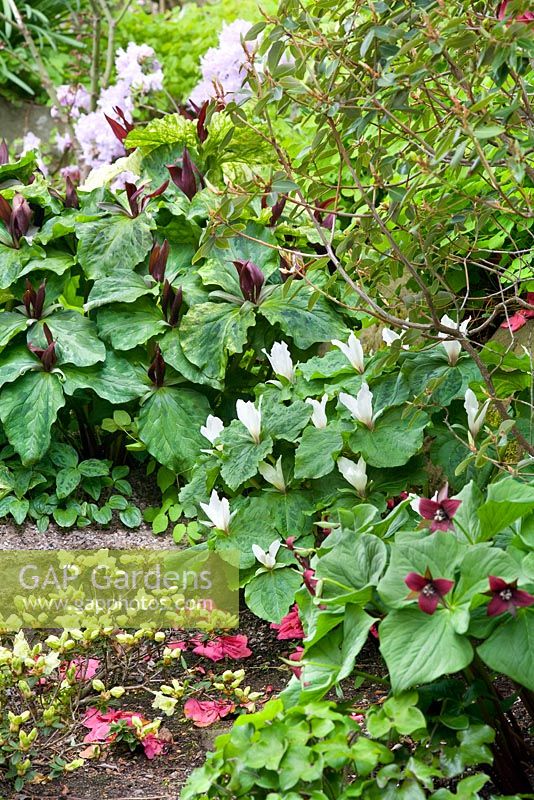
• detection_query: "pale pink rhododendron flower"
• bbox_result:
[184,698,235,727]
[191,634,252,661]
[82,708,164,758]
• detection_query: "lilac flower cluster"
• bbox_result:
[51,84,91,119]
[64,43,163,170]
[189,20,256,107]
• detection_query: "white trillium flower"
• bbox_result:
[236,398,262,444]
[199,490,235,533]
[332,332,365,373]
[438,314,470,366]
[464,388,490,443]
[382,328,409,350]
[339,383,376,429]
[262,341,295,382]
[337,456,367,496]
[200,414,224,445]
[258,457,286,492]
[252,540,281,569]
[305,394,328,429]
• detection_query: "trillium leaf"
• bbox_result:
[260,286,348,348]
[138,386,211,474]
[19,252,75,277]
[0,313,28,351]
[477,613,534,691]
[0,372,65,465]
[180,301,256,380]
[245,567,302,622]
[97,299,168,350]
[477,478,534,538]
[199,222,280,292]
[350,407,428,468]
[0,247,26,289]
[294,426,343,479]
[379,609,474,693]
[0,346,39,388]
[220,420,273,491]
[160,328,222,389]
[84,272,154,311]
[28,312,106,367]
[77,214,154,280]
[316,533,387,603]
[300,605,375,700]
[62,352,148,403]
[262,398,311,443]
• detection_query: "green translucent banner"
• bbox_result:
[0,549,239,630]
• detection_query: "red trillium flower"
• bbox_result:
[486,576,534,617]
[148,345,166,387]
[65,176,80,210]
[413,483,461,532]
[271,605,304,640]
[233,259,265,304]
[123,180,169,218]
[313,198,336,230]
[167,147,200,201]
[497,0,534,21]
[161,280,183,327]
[195,100,209,144]
[0,139,9,165]
[303,568,318,596]
[261,191,287,225]
[28,323,56,371]
[0,193,32,248]
[405,569,454,614]
[23,279,46,319]
[149,239,170,282]
[104,106,135,145]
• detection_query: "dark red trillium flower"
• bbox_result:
[124,180,169,218]
[313,198,336,230]
[161,280,183,327]
[23,279,46,319]
[0,193,32,248]
[405,569,454,615]
[105,106,135,146]
[233,259,265,304]
[148,345,166,388]
[415,483,462,532]
[497,0,534,21]
[28,323,56,371]
[65,176,80,210]
[0,139,9,165]
[486,576,534,617]
[167,148,201,201]
[149,239,170,283]
[387,491,409,510]
[261,191,287,226]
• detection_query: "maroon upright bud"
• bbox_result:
[123,180,168,218]
[167,147,198,200]
[0,195,11,227]
[33,281,46,319]
[65,176,79,209]
[105,106,134,145]
[168,286,183,327]
[196,101,209,143]
[149,239,170,282]
[28,323,56,371]
[10,194,32,243]
[23,279,36,317]
[148,345,166,388]
[233,259,265,304]
[0,140,9,166]
[313,198,336,230]
[161,280,173,319]
[23,279,46,319]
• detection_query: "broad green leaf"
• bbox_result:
[97,299,168,350]
[477,612,534,691]
[138,386,211,473]
[294,426,343,479]
[0,247,25,289]
[159,328,222,388]
[0,312,28,351]
[0,372,65,465]
[263,398,312,442]
[120,505,143,528]
[62,352,148,403]
[199,223,280,291]
[125,112,196,152]
[19,252,75,277]
[380,609,473,692]
[260,286,347,348]
[245,567,302,622]
[350,407,428,468]
[77,215,153,279]
[28,312,105,367]
[316,533,387,603]
[477,478,534,538]
[300,605,375,700]
[84,272,154,311]
[180,301,255,380]
[220,420,274,491]
[56,467,81,499]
